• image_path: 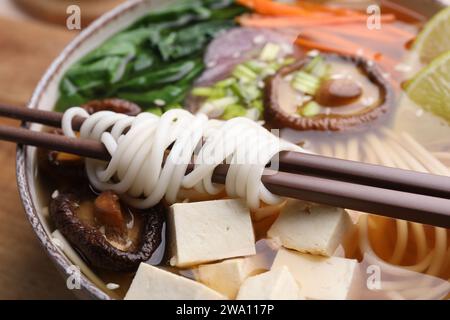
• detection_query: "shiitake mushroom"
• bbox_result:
[316,78,363,107]
[81,98,141,116]
[37,129,87,183]
[264,54,394,131]
[41,99,157,271]
[50,191,165,271]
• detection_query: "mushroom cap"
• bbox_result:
[50,193,165,272]
[82,98,141,116]
[264,54,394,132]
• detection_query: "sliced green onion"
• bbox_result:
[209,88,227,99]
[192,45,297,121]
[192,87,215,97]
[215,77,237,88]
[199,96,238,118]
[299,101,321,117]
[244,60,267,73]
[292,81,319,96]
[232,64,258,82]
[259,43,281,62]
[304,56,324,73]
[245,108,261,121]
[304,55,329,78]
[292,71,321,95]
[192,87,226,99]
[231,83,260,102]
[243,85,261,101]
[210,96,238,109]
[222,104,247,120]
[311,61,329,79]
[251,99,264,112]
[294,71,320,84]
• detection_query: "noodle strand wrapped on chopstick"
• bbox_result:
[62,108,302,210]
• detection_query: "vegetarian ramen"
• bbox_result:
[35,0,450,300]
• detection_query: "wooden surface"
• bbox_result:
[14,0,125,27]
[0,15,77,299]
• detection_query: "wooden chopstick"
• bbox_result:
[0,104,85,131]
[4,123,449,227]
[2,104,450,228]
[4,104,449,200]
[280,152,450,199]
[0,125,108,160]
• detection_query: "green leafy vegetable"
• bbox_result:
[56,0,245,113]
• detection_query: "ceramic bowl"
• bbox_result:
[15,0,448,300]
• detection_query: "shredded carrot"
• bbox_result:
[237,0,364,18]
[294,1,362,17]
[296,37,354,54]
[296,30,383,61]
[236,0,403,74]
[236,0,338,18]
[238,14,396,28]
[296,35,398,71]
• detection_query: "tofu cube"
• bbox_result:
[125,263,226,300]
[272,248,358,300]
[268,201,353,256]
[236,266,302,300]
[169,199,256,267]
[197,258,261,299]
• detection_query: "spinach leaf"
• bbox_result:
[115,58,203,92]
[66,56,128,88]
[80,28,154,64]
[56,0,244,112]
[130,0,219,27]
[156,20,234,61]
[118,84,188,108]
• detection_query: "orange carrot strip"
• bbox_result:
[295,34,400,76]
[236,0,334,17]
[296,37,356,55]
[295,1,362,17]
[238,14,396,28]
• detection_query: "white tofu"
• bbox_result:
[272,248,358,300]
[169,199,256,267]
[268,201,353,256]
[125,263,226,300]
[236,266,302,300]
[197,258,262,299]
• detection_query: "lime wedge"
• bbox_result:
[405,51,450,123]
[412,6,450,64]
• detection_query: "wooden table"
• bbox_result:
[0,15,77,300]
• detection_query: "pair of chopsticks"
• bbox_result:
[1,104,449,228]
